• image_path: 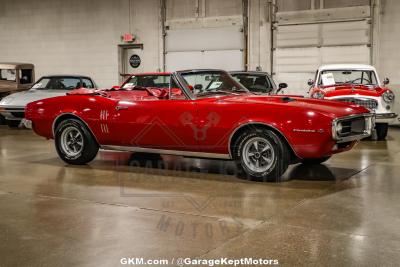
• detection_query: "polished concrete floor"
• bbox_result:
[0,126,400,266]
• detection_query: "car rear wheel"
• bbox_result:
[375,123,388,140]
[233,128,290,182]
[301,156,331,165]
[6,120,21,128]
[55,119,99,165]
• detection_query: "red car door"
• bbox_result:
[113,98,198,151]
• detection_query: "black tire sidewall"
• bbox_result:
[375,123,388,140]
[55,119,98,164]
[6,120,20,128]
[233,129,289,182]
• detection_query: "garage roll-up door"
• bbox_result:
[165,26,244,71]
[273,20,371,95]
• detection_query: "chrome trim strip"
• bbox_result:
[52,112,100,144]
[375,113,398,119]
[4,109,25,112]
[227,122,299,159]
[100,145,231,159]
[332,113,374,143]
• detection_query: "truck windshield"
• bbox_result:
[0,69,16,82]
[318,70,378,86]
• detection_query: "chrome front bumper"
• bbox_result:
[332,113,375,143]
[375,113,398,119]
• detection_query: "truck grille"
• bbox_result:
[336,98,378,110]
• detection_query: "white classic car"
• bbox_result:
[0,75,96,127]
[308,64,397,140]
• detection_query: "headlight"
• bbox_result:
[336,122,343,134]
[382,90,395,103]
[311,91,324,99]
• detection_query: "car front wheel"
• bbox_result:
[55,119,99,165]
[375,123,388,140]
[233,128,290,182]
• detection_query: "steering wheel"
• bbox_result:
[349,78,371,84]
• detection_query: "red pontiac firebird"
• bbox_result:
[25,69,374,182]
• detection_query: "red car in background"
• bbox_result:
[308,64,397,140]
[116,72,171,89]
[25,69,373,182]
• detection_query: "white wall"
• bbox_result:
[377,0,400,124]
[0,0,161,88]
[247,0,272,72]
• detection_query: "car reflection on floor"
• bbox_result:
[97,150,355,182]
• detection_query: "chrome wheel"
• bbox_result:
[242,137,275,173]
[60,126,84,157]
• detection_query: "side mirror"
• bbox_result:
[279,83,288,89]
[276,83,287,94]
[194,84,203,90]
[111,85,120,90]
[383,78,390,85]
[307,79,314,86]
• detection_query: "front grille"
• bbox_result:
[333,114,373,143]
[10,112,25,118]
[4,107,25,118]
[338,117,366,137]
[336,98,378,110]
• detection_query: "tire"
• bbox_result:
[55,119,99,165]
[0,114,5,125]
[232,128,290,182]
[6,120,21,128]
[375,123,388,140]
[301,156,331,165]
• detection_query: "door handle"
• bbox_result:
[116,106,128,111]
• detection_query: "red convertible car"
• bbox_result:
[25,69,374,182]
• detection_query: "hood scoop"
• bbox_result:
[281,96,296,103]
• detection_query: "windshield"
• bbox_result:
[180,71,248,97]
[31,77,87,90]
[318,70,378,86]
[231,74,276,94]
[0,69,16,82]
[122,75,171,89]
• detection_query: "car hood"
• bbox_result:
[0,90,69,107]
[218,94,370,118]
[318,84,389,97]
